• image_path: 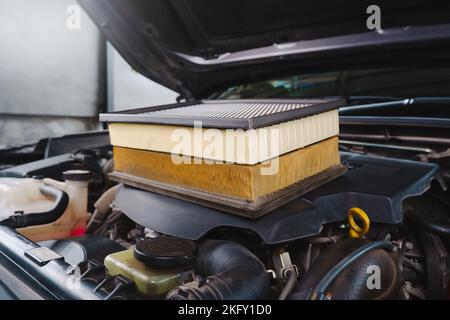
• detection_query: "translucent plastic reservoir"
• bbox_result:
[104,247,192,299]
[0,176,90,241]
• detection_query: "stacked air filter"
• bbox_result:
[101,99,346,218]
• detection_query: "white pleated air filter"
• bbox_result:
[101,99,344,164]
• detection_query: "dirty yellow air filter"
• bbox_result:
[110,137,344,218]
[102,99,346,218]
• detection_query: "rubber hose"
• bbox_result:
[86,185,120,233]
[308,240,394,300]
[0,185,69,229]
[166,240,271,300]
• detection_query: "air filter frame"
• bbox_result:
[100,99,345,129]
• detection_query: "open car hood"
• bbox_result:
[79,0,450,98]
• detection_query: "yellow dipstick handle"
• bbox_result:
[348,207,371,238]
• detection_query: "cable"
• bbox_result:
[408,209,450,235]
[278,269,298,300]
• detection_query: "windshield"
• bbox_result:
[216,67,450,101]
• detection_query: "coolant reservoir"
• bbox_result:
[0,171,91,241]
[104,237,196,298]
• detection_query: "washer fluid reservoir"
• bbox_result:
[0,171,91,241]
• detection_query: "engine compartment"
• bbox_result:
[0,135,449,300]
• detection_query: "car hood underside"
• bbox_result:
[78,0,450,98]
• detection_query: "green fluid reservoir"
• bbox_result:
[104,245,194,299]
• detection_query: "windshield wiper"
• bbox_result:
[345,96,402,104]
[339,97,450,114]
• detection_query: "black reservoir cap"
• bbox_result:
[134,236,197,269]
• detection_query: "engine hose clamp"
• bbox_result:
[348,207,371,238]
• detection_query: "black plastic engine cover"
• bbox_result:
[115,152,439,244]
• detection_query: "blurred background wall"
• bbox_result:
[0,0,177,148]
[107,43,177,113]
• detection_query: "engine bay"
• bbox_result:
[0,130,449,300]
